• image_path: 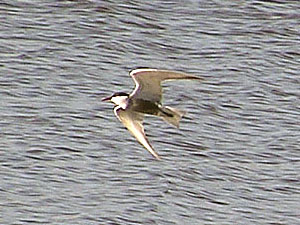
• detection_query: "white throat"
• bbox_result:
[111,96,129,109]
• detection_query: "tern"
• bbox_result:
[102,68,203,160]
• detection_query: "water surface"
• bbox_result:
[0,0,299,224]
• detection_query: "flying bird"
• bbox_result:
[102,68,203,160]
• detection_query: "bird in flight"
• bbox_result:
[102,68,203,160]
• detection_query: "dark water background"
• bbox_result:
[0,0,299,224]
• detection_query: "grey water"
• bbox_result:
[0,0,299,224]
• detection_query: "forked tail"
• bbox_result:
[159,106,186,128]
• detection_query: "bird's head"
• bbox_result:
[102,92,129,109]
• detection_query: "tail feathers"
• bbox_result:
[160,106,186,128]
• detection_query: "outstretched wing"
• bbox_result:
[129,68,203,103]
[114,106,161,160]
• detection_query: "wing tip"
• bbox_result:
[144,143,161,160]
[152,152,161,160]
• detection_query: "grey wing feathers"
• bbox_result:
[130,69,203,102]
[114,106,161,160]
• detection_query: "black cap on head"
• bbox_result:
[102,92,129,101]
[111,92,129,97]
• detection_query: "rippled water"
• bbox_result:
[1,0,299,224]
